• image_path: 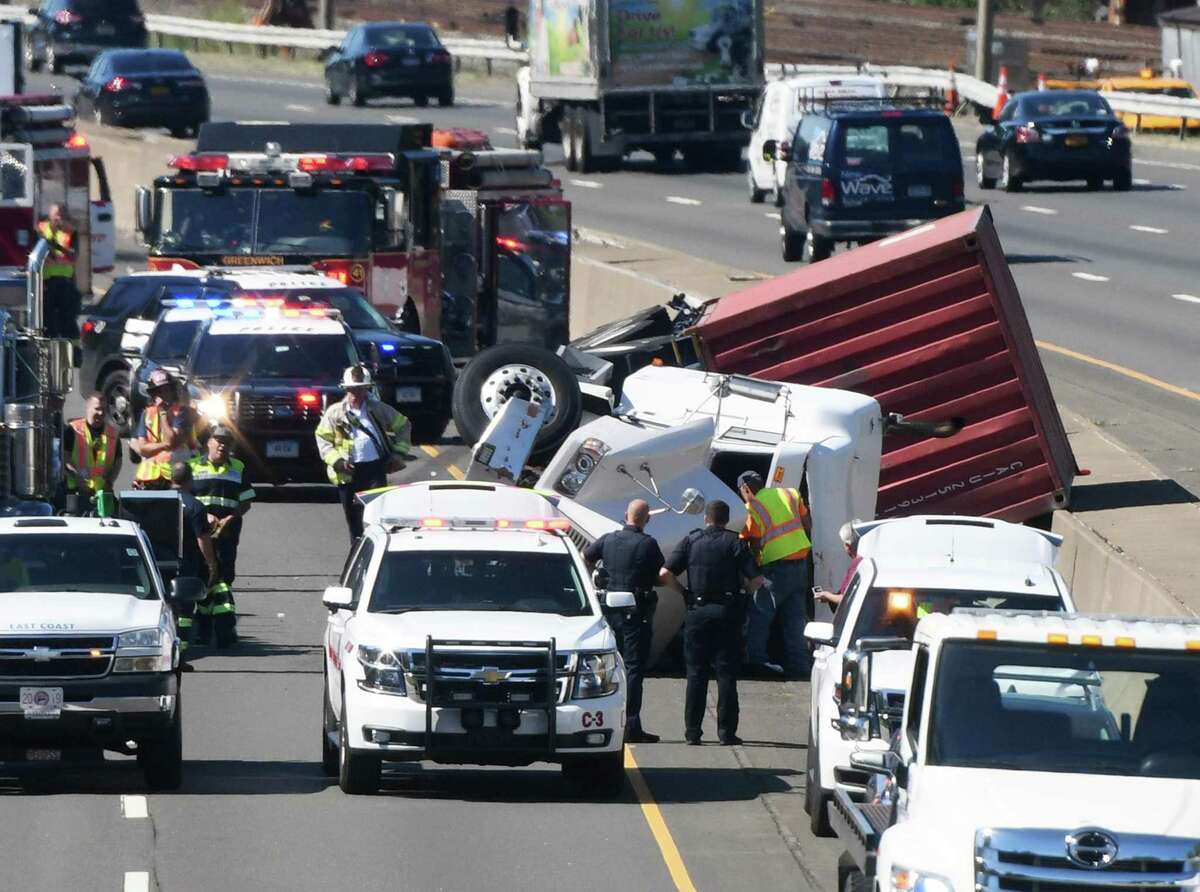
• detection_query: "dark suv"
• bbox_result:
[27,0,147,73]
[767,104,964,262]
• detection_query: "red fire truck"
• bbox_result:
[134,122,570,359]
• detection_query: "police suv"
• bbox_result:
[0,517,203,789]
[321,481,628,795]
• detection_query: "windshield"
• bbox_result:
[0,534,156,598]
[928,640,1200,780]
[368,550,591,616]
[255,192,373,255]
[156,189,255,254]
[190,333,354,381]
[146,320,202,362]
[236,287,389,330]
[852,587,1064,643]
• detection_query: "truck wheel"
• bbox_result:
[563,109,580,172]
[452,343,583,458]
[101,368,132,434]
[563,752,625,797]
[321,680,339,778]
[515,89,539,149]
[748,167,767,203]
[781,221,806,262]
[139,695,183,791]
[25,40,42,73]
[806,721,833,836]
[802,232,833,264]
[338,714,381,794]
[575,108,598,174]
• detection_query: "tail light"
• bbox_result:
[428,49,451,65]
[296,390,321,411]
[53,9,81,24]
[65,132,88,149]
[820,178,836,207]
[1111,124,1130,141]
[104,76,132,93]
[364,50,390,68]
[1015,125,1041,144]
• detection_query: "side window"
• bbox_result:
[96,278,158,318]
[342,538,375,606]
[905,645,929,749]
[999,100,1018,123]
[348,28,364,54]
[831,572,861,643]
[136,289,165,321]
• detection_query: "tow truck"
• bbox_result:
[828,610,1200,892]
[323,481,627,795]
[132,122,571,360]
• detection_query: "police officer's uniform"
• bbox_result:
[664,524,760,744]
[583,523,665,740]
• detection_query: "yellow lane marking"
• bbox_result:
[420,445,440,458]
[625,747,698,892]
[446,464,465,480]
[1037,340,1200,403]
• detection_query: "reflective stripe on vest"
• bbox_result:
[134,406,198,481]
[67,418,118,493]
[749,487,811,565]
[190,458,251,513]
[38,221,75,279]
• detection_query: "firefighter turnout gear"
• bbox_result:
[65,418,119,494]
[188,445,253,649]
[315,396,411,486]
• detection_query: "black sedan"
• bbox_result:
[323,22,453,108]
[976,90,1132,192]
[27,0,147,73]
[74,49,209,138]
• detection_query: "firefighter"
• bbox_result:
[315,364,412,543]
[170,461,219,659]
[189,425,254,648]
[131,369,202,490]
[63,392,122,512]
[37,204,80,339]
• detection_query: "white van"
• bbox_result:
[745,74,886,204]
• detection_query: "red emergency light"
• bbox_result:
[296,390,321,409]
[495,236,527,252]
[65,132,88,149]
[170,153,229,172]
[296,153,393,174]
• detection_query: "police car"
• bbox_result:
[0,516,204,789]
[321,481,628,795]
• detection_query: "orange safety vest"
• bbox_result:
[134,405,200,482]
[67,418,118,493]
[746,487,812,565]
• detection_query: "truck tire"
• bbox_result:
[748,167,767,203]
[26,40,42,73]
[802,233,833,264]
[139,695,183,791]
[563,108,580,172]
[338,707,381,794]
[806,720,833,836]
[563,751,625,797]
[781,221,806,262]
[452,344,582,458]
[321,680,339,778]
[515,89,540,149]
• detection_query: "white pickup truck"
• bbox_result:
[322,481,628,796]
[803,514,1075,836]
[0,516,204,789]
[830,611,1200,892]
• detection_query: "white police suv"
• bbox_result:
[321,481,628,795]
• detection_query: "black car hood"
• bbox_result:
[351,328,452,376]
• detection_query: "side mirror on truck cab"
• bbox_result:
[134,186,152,245]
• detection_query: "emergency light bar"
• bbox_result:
[169,151,395,176]
[161,297,341,321]
[386,517,573,533]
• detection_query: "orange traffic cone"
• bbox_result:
[945,66,959,115]
[1037,71,1047,91]
[993,65,1010,119]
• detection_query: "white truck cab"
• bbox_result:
[831,611,1200,892]
[746,75,886,204]
[803,515,1075,836]
[322,481,628,795]
[0,516,204,789]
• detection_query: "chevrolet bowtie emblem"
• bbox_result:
[29,647,57,662]
[473,667,509,685]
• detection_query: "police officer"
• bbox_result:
[659,499,763,746]
[583,498,665,744]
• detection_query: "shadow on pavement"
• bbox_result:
[1071,477,1199,511]
[254,484,339,504]
[1006,253,1089,264]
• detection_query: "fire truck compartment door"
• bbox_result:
[90,200,114,273]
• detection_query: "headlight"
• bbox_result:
[556,437,610,496]
[574,651,619,699]
[891,866,954,892]
[114,627,171,673]
[197,394,229,421]
[357,645,407,695]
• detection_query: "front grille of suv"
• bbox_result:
[0,636,117,679]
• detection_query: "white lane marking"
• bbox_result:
[665,196,702,206]
[1133,177,1151,185]
[1171,293,1200,305]
[493,126,517,136]
[1072,272,1110,282]
[1169,183,1187,190]
[124,873,150,892]
[1135,157,1200,172]
[284,103,312,113]
[385,114,419,124]
[1020,205,1058,215]
[121,795,148,819]
[765,211,781,220]
[569,179,603,189]
[1129,224,1168,235]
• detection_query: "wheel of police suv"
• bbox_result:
[805,720,833,837]
[451,344,583,460]
[338,706,381,795]
[321,678,339,778]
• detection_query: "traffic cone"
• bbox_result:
[945,66,959,115]
[993,65,1010,119]
[1037,71,1047,91]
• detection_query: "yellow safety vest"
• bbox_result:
[747,487,812,566]
[37,221,75,280]
[134,405,200,483]
[67,418,118,493]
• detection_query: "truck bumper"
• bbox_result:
[344,682,625,765]
[811,215,961,242]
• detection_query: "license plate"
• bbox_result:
[907,184,932,198]
[402,56,420,66]
[1065,134,1088,147]
[20,687,63,720]
[151,85,169,97]
[95,23,115,35]
[25,748,61,761]
[395,385,422,403]
[266,440,299,459]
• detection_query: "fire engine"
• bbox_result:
[133,122,570,360]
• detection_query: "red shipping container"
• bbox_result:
[692,207,1077,523]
